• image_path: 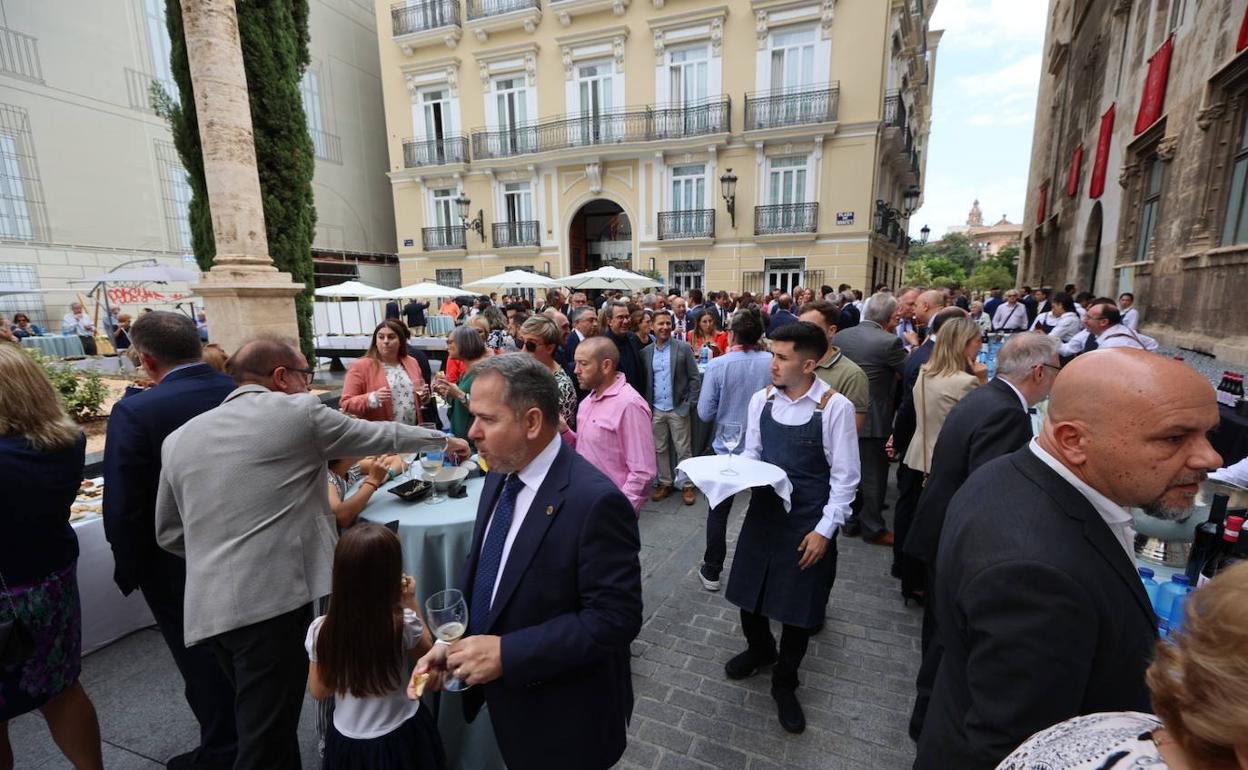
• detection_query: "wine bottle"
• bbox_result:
[1185,493,1230,583]
[1198,514,1244,586]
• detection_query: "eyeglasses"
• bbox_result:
[1036,363,1061,373]
[272,365,316,383]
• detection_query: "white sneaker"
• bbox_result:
[698,565,721,591]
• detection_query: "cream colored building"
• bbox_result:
[377,0,940,295]
[943,200,1021,256]
[0,0,396,331]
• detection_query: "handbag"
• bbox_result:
[0,569,36,666]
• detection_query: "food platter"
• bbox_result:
[71,477,104,522]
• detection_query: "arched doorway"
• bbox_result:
[568,199,632,275]
[1078,202,1103,295]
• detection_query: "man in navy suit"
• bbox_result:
[415,354,642,770]
[103,312,238,769]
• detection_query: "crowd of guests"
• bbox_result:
[1,275,1244,770]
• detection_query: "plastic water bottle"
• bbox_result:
[1156,574,1192,636]
[700,344,711,366]
[1138,567,1160,611]
[443,427,457,467]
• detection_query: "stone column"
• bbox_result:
[180,0,304,359]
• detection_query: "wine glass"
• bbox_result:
[424,589,470,692]
[420,446,445,505]
[718,422,743,476]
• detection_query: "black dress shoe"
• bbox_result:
[773,689,806,734]
[167,749,235,770]
[724,648,777,680]
[842,519,862,538]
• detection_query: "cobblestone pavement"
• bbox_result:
[625,488,919,770]
[9,483,918,770]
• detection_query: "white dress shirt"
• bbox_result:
[1121,306,1139,330]
[62,311,94,336]
[992,301,1028,331]
[1037,312,1082,342]
[1097,324,1158,351]
[742,378,860,538]
[1060,330,1092,357]
[480,433,562,604]
[1029,439,1136,566]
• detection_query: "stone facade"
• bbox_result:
[375,0,941,296]
[1021,0,1248,364]
[944,200,1021,255]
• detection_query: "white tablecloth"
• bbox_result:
[676,455,792,511]
[72,515,156,654]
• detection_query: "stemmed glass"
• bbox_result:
[718,422,743,476]
[424,589,470,692]
[420,447,445,505]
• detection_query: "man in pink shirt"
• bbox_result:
[561,337,656,513]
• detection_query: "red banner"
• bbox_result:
[1066,143,1083,198]
[1135,35,1173,134]
[1239,3,1248,52]
[105,286,193,305]
[1090,104,1115,200]
[1037,184,1047,223]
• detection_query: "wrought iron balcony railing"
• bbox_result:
[309,128,342,164]
[471,96,730,160]
[658,209,715,240]
[403,135,468,168]
[492,220,540,248]
[391,0,460,36]
[467,0,539,19]
[422,225,467,251]
[883,90,907,130]
[744,83,838,131]
[754,203,818,236]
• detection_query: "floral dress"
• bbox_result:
[382,362,419,425]
[553,366,578,430]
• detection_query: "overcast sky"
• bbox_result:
[912,0,1047,237]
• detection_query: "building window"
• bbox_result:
[301,69,341,163]
[502,181,533,223]
[1166,0,1186,32]
[668,45,708,105]
[156,141,193,252]
[669,260,704,294]
[767,156,808,205]
[436,268,463,288]
[0,263,42,329]
[764,257,805,294]
[1135,156,1163,261]
[576,61,615,143]
[670,164,706,211]
[1223,106,1248,246]
[431,187,457,229]
[769,27,816,92]
[0,105,45,242]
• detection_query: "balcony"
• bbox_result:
[422,225,467,251]
[309,128,343,164]
[550,0,630,27]
[471,97,730,160]
[391,0,461,54]
[492,220,541,249]
[754,203,818,236]
[883,90,907,130]
[658,209,715,241]
[744,83,838,132]
[403,135,468,168]
[466,0,541,40]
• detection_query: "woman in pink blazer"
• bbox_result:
[340,320,429,425]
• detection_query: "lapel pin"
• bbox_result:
[545,505,555,516]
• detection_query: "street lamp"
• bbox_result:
[903,185,921,217]
[720,169,737,228]
[455,193,485,243]
[920,224,931,243]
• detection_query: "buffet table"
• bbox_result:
[359,475,504,770]
[21,335,85,358]
[426,315,455,336]
[72,515,156,654]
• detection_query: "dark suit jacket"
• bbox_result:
[640,337,701,416]
[837,303,860,330]
[833,320,907,439]
[892,338,935,458]
[103,363,236,594]
[607,329,647,395]
[915,447,1157,769]
[766,308,800,336]
[903,377,1033,567]
[462,441,643,770]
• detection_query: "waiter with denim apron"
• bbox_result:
[723,321,860,734]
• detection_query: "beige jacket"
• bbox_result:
[155,386,446,645]
[903,369,979,474]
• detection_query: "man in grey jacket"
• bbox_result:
[155,338,467,770]
[642,309,702,505]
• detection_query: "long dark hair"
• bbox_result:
[366,319,410,364]
[315,524,406,697]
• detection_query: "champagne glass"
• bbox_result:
[718,422,743,476]
[424,589,470,692]
[420,446,445,505]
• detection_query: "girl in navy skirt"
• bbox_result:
[305,524,447,770]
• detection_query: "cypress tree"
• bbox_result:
[160,0,317,361]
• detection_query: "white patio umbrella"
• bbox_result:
[556,266,658,291]
[313,280,388,335]
[463,269,561,291]
[73,265,201,284]
[378,281,472,300]
[0,284,49,297]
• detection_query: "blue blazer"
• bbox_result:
[103,363,236,594]
[461,440,642,770]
